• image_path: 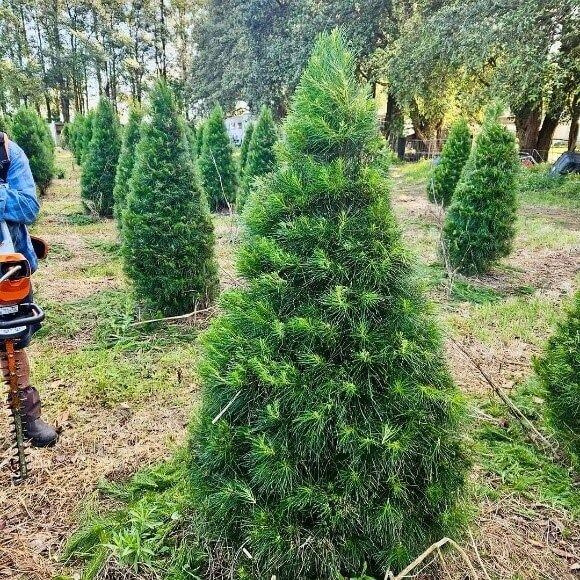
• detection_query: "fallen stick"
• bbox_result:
[385,537,479,579]
[130,306,215,326]
[446,334,556,454]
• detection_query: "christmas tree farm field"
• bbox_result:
[1,148,578,579]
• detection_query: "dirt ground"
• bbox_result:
[0,154,578,579]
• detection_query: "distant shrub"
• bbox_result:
[198,105,238,211]
[10,107,55,195]
[122,81,219,316]
[428,118,471,207]
[443,113,519,274]
[534,291,580,467]
[238,121,254,172]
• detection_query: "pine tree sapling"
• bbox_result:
[80,109,96,164]
[113,103,143,226]
[10,107,55,195]
[122,81,219,316]
[68,113,85,164]
[238,106,277,209]
[428,118,471,207]
[198,105,237,211]
[187,31,468,578]
[534,291,580,466]
[239,121,254,172]
[81,98,121,217]
[442,114,518,274]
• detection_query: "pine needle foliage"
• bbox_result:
[10,107,55,195]
[122,81,219,317]
[67,113,85,164]
[81,98,121,217]
[239,121,254,172]
[442,113,519,274]
[198,104,237,211]
[428,118,471,206]
[187,31,468,578]
[81,109,96,162]
[534,291,580,467]
[113,103,143,226]
[238,106,277,209]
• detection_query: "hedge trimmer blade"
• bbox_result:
[5,339,29,483]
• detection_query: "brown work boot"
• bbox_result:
[2,348,58,447]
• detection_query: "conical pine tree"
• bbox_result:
[10,107,55,195]
[239,121,254,172]
[113,103,143,226]
[198,105,237,211]
[187,31,468,578]
[428,118,471,207]
[67,114,85,164]
[238,106,277,209]
[442,112,518,274]
[533,291,580,467]
[81,98,121,217]
[122,81,219,316]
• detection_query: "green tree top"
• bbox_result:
[188,30,467,578]
[428,118,471,206]
[238,106,277,209]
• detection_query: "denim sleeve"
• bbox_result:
[0,143,40,225]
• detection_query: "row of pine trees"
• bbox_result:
[64,87,279,318]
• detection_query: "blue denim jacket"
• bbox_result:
[0,140,40,271]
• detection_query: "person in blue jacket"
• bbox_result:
[0,131,57,447]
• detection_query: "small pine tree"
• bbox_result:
[113,103,143,226]
[10,107,55,195]
[238,106,277,209]
[239,121,254,172]
[122,81,219,316]
[442,113,519,274]
[534,291,580,467]
[428,118,471,207]
[68,114,85,164]
[187,31,467,578]
[81,98,121,217]
[198,105,237,211]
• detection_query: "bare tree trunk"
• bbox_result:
[536,108,563,161]
[568,104,579,151]
[513,104,542,152]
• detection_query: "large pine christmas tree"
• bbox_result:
[81,98,121,217]
[187,31,467,578]
[238,106,277,209]
[113,103,143,226]
[428,118,471,207]
[534,291,579,467]
[122,81,219,316]
[198,105,238,212]
[442,112,518,274]
[10,107,55,195]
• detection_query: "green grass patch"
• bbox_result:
[63,455,203,579]
[397,159,432,185]
[445,295,562,345]
[517,166,580,210]
[516,215,579,251]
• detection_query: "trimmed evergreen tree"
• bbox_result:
[442,112,519,274]
[10,107,55,195]
[187,31,467,578]
[68,114,85,164]
[80,109,96,163]
[238,106,277,209]
[198,105,237,211]
[239,121,254,172]
[113,103,143,226]
[534,291,580,467]
[428,118,471,206]
[122,81,219,316]
[81,98,121,217]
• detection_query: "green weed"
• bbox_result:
[398,159,433,184]
[517,167,580,210]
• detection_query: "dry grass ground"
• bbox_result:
[0,152,578,579]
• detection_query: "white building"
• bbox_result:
[225,106,252,145]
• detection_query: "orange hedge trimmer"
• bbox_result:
[1,221,45,483]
